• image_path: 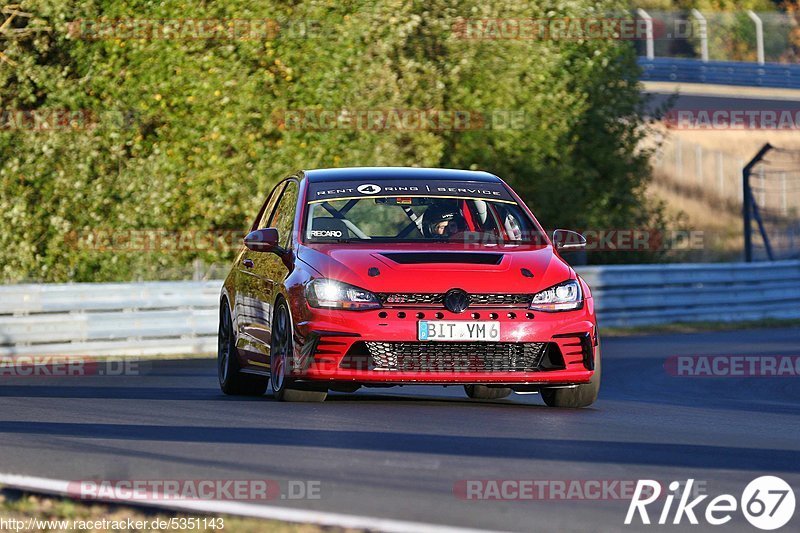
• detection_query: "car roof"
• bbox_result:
[301,167,502,183]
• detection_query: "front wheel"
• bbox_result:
[270,301,327,402]
[541,346,601,408]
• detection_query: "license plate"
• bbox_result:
[418,321,500,342]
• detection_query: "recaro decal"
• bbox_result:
[310,230,343,238]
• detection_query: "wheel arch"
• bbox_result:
[272,291,304,375]
[220,288,234,313]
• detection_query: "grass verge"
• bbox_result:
[0,488,344,533]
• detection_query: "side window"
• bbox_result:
[268,181,299,248]
[252,182,285,232]
[495,203,524,241]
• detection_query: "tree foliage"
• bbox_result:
[1,0,664,282]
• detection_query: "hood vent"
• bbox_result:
[381,252,503,265]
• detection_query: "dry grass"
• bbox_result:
[646,126,800,261]
[667,129,800,155]
[648,180,738,232]
[648,177,744,262]
[0,489,347,533]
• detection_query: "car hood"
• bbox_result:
[296,243,574,294]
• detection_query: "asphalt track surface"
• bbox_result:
[1,327,799,532]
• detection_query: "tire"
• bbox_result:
[541,345,601,408]
[270,300,327,402]
[464,384,512,400]
[218,301,268,396]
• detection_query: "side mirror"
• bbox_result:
[244,228,282,253]
[552,229,586,251]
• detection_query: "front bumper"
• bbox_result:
[291,298,598,385]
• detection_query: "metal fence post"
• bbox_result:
[747,10,765,65]
[637,9,654,60]
[737,159,744,203]
[691,9,709,62]
[742,143,773,262]
[743,166,753,262]
[781,172,787,215]
[695,144,703,185]
[193,259,203,281]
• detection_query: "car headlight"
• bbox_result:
[529,279,582,312]
[305,279,381,310]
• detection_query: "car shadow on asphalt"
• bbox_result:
[0,420,797,473]
[0,385,538,405]
[0,384,573,410]
[0,385,229,401]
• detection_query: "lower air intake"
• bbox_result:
[364,341,548,372]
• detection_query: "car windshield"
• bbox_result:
[303,180,545,245]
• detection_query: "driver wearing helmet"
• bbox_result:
[422,203,466,238]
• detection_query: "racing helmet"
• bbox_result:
[423,203,465,237]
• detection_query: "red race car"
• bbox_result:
[218,168,600,407]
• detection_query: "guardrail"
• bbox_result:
[0,281,220,356]
[1,260,799,356]
[577,260,800,327]
[638,57,800,89]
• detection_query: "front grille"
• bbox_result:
[376,293,532,307]
[469,294,532,306]
[363,341,548,372]
[379,293,444,305]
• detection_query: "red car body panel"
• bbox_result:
[221,167,599,389]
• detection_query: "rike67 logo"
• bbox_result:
[626,477,795,530]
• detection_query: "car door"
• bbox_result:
[234,182,285,364]
[237,180,299,366]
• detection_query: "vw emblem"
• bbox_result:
[444,289,470,314]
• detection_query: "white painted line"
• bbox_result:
[0,473,500,533]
